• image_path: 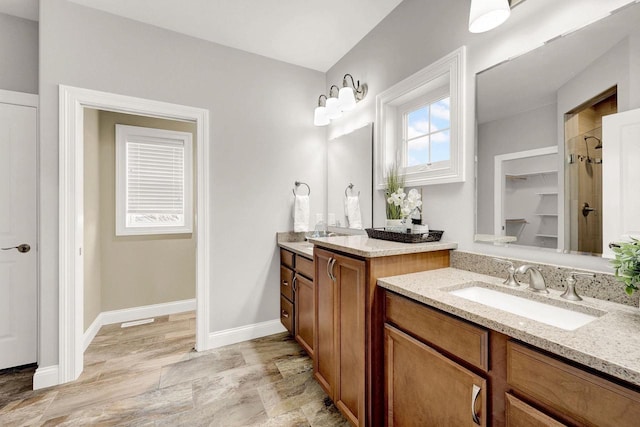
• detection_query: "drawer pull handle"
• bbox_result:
[471,384,481,425]
[326,257,334,280]
[281,310,289,318]
[282,280,289,287]
[292,276,297,292]
[329,258,337,281]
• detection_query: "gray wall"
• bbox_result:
[0,12,38,94]
[39,0,326,367]
[476,104,557,234]
[325,0,635,269]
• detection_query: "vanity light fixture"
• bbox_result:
[325,85,342,120]
[314,74,368,126]
[468,0,511,33]
[314,95,330,126]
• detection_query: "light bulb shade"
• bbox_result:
[338,87,357,112]
[469,0,510,33]
[314,106,329,126]
[325,97,342,120]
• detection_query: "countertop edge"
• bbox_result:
[377,268,640,388]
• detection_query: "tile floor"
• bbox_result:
[0,311,349,426]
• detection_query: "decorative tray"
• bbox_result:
[365,228,444,244]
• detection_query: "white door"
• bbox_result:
[0,97,37,369]
[602,107,640,258]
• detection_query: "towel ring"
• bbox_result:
[345,183,360,197]
[292,181,311,196]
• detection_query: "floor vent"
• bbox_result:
[121,318,155,328]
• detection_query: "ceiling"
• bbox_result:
[0,0,404,72]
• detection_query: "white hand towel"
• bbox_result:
[345,196,363,229]
[294,195,310,232]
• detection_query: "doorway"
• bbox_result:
[564,87,617,254]
[58,86,211,385]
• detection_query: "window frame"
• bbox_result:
[115,124,193,236]
[375,46,466,188]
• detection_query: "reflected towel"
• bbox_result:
[345,196,362,229]
[294,195,310,232]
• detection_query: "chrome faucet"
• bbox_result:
[516,265,548,293]
[492,258,520,287]
[561,271,595,301]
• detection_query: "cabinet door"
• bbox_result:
[505,393,566,427]
[314,249,335,397]
[333,252,366,427]
[385,324,487,427]
[294,274,314,357]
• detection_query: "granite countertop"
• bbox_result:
[307,235,457,258]
[278,241,313,259]
[377,267,640,387]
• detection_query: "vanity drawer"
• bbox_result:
[296,255,314,280]
[385,291,488,371]
[507,341,640,427]
[280,249,295,269]
[280,295,293,333]
[505,393,566,427]
[280,266,294,301]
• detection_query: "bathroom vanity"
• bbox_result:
[308,235,456,427]
[378,268,640,426]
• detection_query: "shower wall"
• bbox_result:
[564,93,616,254]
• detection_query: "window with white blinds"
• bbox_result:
[115,124,193,235]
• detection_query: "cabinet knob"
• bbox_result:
[281,310,289,318]
[282,280,289,287]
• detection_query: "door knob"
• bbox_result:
[2,243,31,253]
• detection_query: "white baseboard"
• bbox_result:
[208,319,286,349]
[33,365,59,390]
[83,299,196,351]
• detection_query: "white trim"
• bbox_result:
[59,85,211,386]
[33,365,59,390]
[208,319,286,349]
[83,299,196,350]
[493,146,558,236]
[0,88,38,107]
[83,313,103,351]
[375,46,466,188]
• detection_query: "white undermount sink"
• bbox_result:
[449,285,603,331]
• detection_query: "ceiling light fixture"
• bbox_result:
[314,74,367,126]
[468,0,511,33]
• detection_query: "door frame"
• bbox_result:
[58,85,211,383]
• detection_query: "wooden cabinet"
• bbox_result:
[315,248,366,426]
[315,247,451,427]
[385,324,487,426]
[279,248,314,356]
[384,292,490,427]
[507,341,640,427]
[505,393,566,427]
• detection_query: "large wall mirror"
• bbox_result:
[475,3,640,257]
[327,123,373,231]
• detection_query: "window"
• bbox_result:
[376,47,465,188]
[115,124,193,235]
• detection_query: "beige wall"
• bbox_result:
[98,111,197,312]
[84,108,102,330]
[84,109,197,331]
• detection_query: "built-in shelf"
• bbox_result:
[534,213,558,216]
[535,234,558,238]
[505,170,558,179]
[536,192,558,196]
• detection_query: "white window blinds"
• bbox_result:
[116,125,193,235]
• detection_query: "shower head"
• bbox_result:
[584,135,602,149]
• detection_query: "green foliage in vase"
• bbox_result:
[385,164,404,220]
[611,237,640,295]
